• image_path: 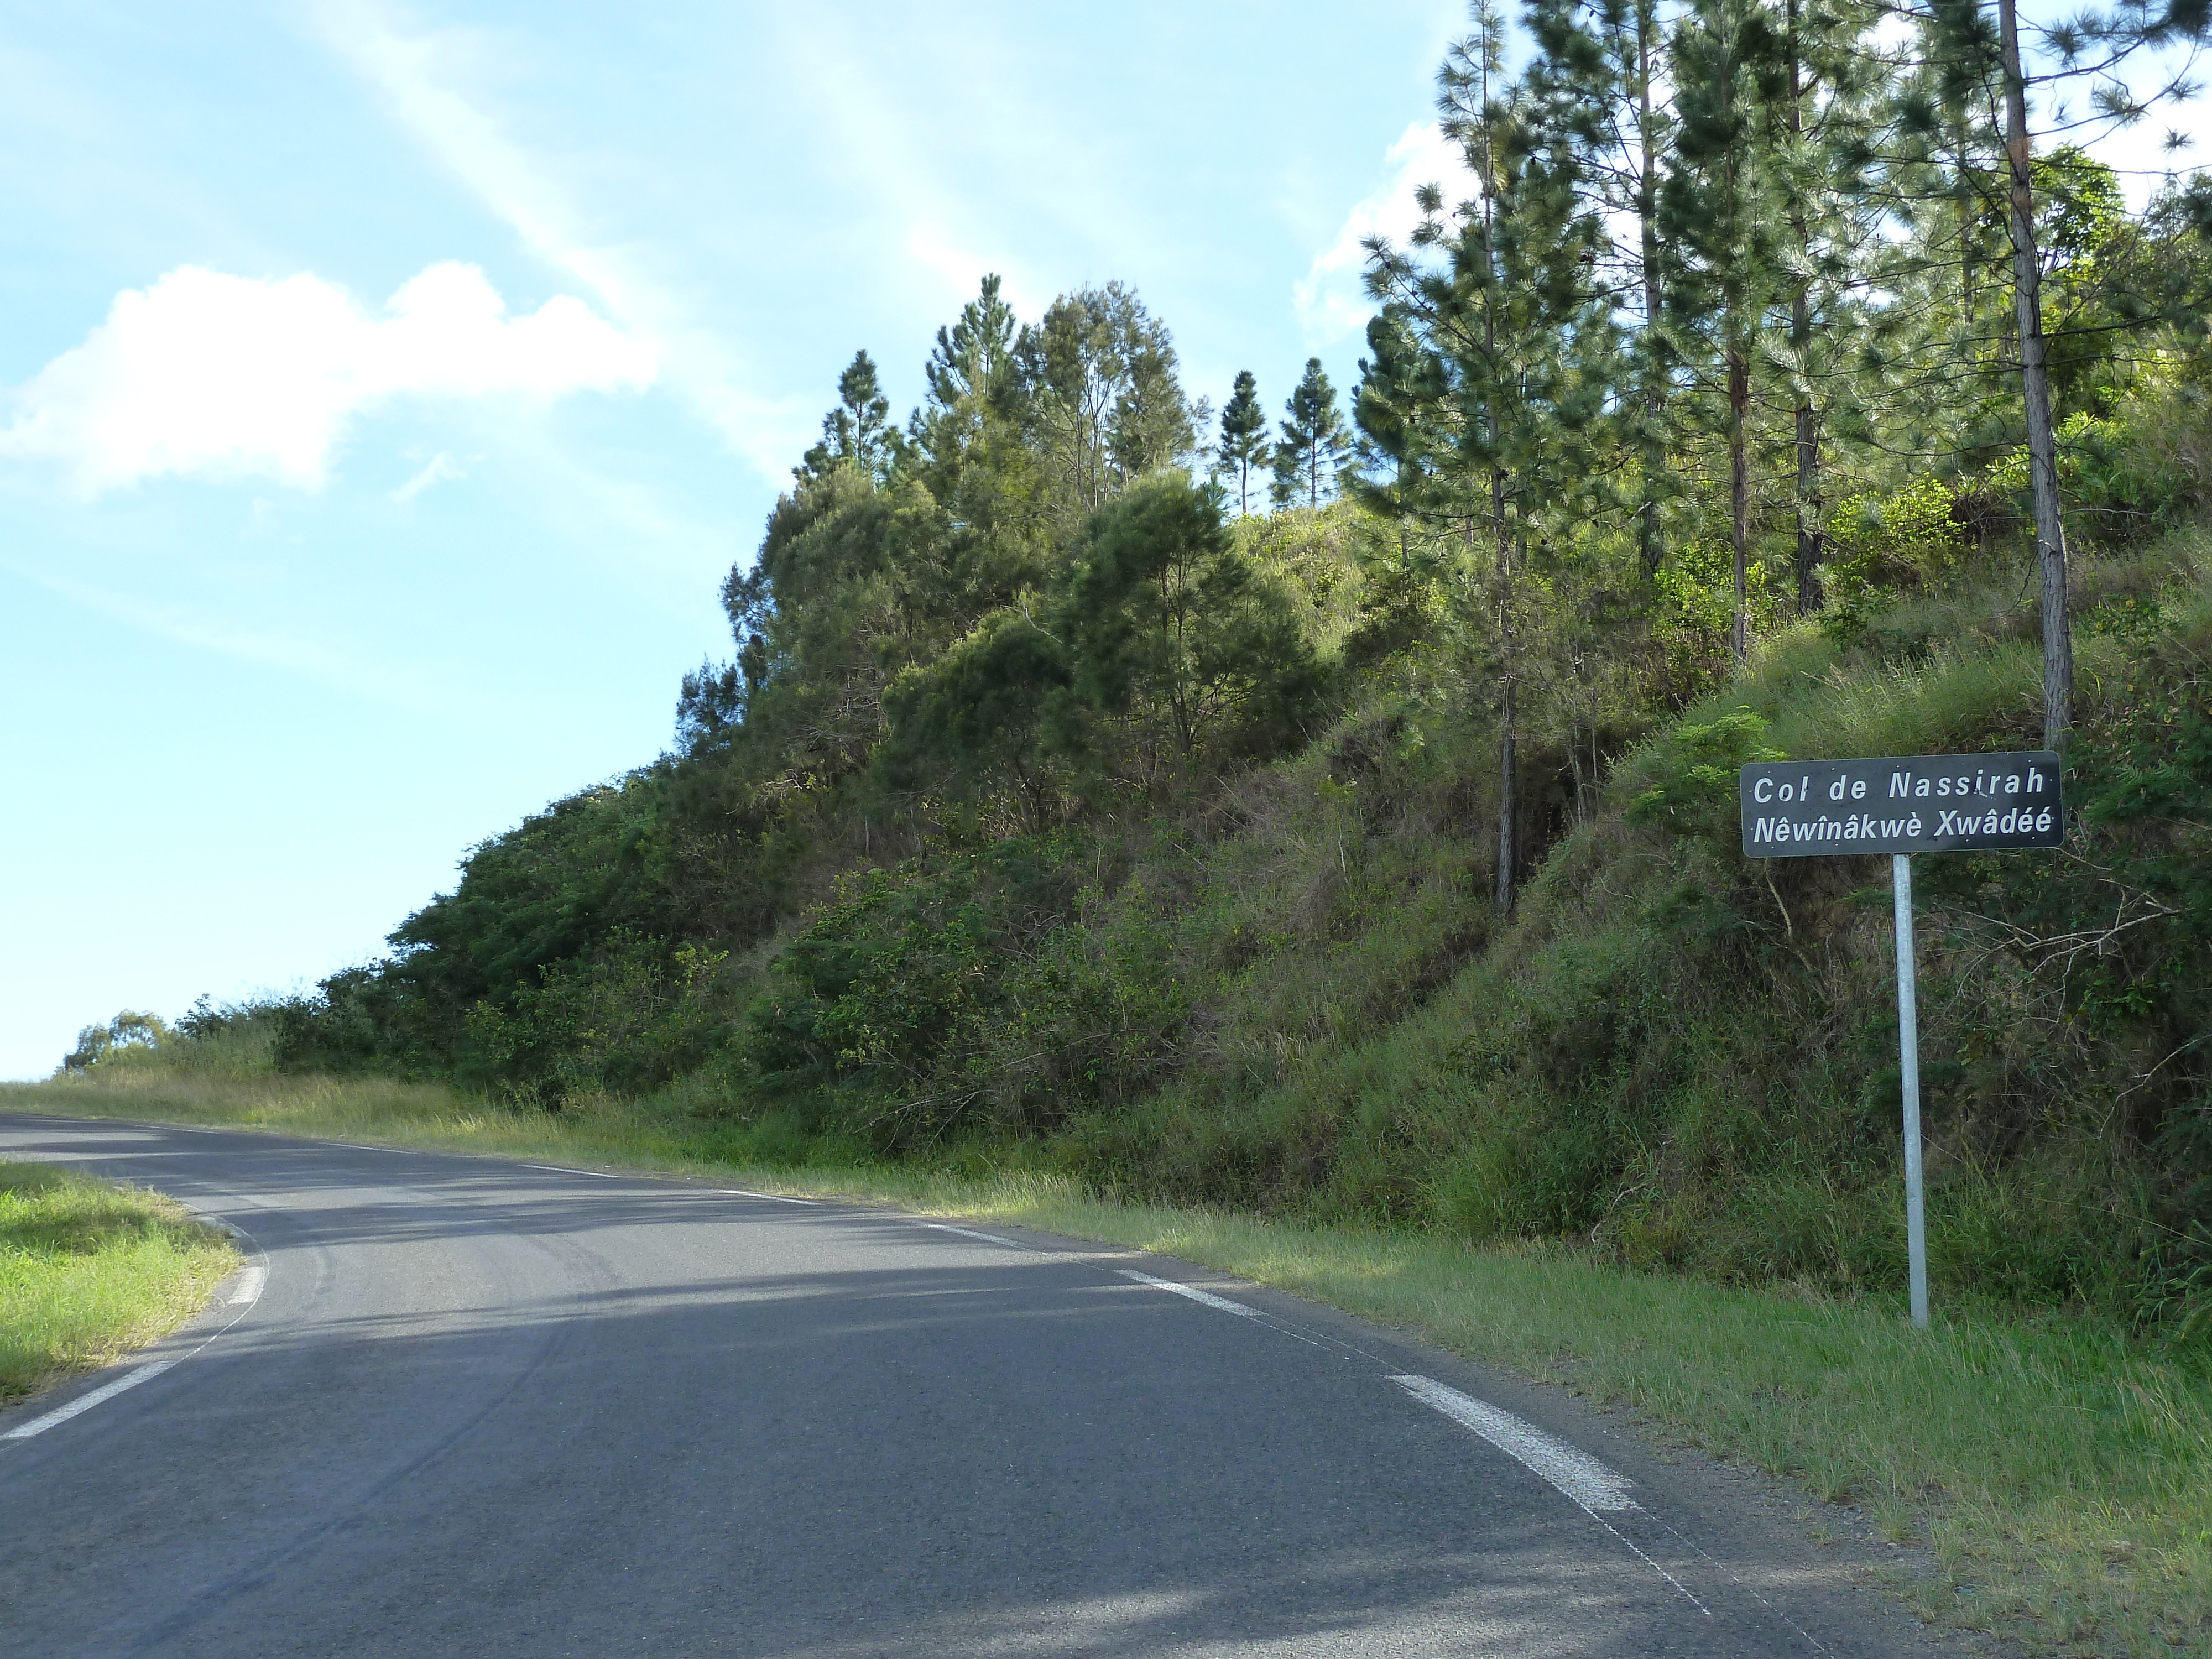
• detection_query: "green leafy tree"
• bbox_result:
[1025,284,1194,517]
[1056,473,1320,764]
[884,612,1073,831]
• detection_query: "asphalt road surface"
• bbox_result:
[0,1113,1985,1658]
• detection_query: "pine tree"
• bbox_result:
[1363,0,1608,913]
[1270,358,1352,508]
[1660,0,1791,665]
[1522,0,1678,577]
[1216,371,1269,514]
[1775,0,1884,613]
[1905,0,2208,743]
[798,349,896,484]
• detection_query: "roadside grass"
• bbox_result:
[9,1070,2210,1656]
[0,1159,239,1410]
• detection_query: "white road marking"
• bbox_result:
[1117,1269,1261,1317]
[226,1264,267,1306]
[1391,1374,1637,1511]
[1390,1375,1709,1615]
[716,1189,820,1206]
[3,1363,174,1441]
[521,1165,621,1178]
[921,1222,1026,1248]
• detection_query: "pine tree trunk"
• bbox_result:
[1997,0,2073,748]
[1497,674,1517,915]
[1794,298,1820,615]
[1786,8,1821,615]
[1729,346,1751,664]
[1494,469,1515,916]
[1637,4,1666,580]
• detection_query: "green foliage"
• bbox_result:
[1625,707,1783,834]
[1057,472,1324,764]
[1269,357,1351,509]
[739,838,1187,1149]
[465,937,742,1107]
[1821,473,1967,632]
[1214,369,1269,516]
[62,1010,168,1072]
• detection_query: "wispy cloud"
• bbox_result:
[1293,121,1471,347]
[390,450,466,504]
[1,263,651,496]
[314,0,813,479]
[9,562,437,705]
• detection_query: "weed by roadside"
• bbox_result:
[0,1159,238,1408]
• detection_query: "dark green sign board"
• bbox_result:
[1736,747,2066,1330]
[1739,750,2062,858]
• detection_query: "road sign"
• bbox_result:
[1738,749,2065,1330]
[1739,751,2062,858]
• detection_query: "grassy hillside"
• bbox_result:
[64,526,2211,1342]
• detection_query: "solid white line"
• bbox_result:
[921,1222,1026,1247]
[3,1363,174,1441]
[227,1264,268,1306]
[716,1189,820,1206]
[1118,1269,1261,1317]
[521,1164,621,1178]
[1390,1375,1639,1513]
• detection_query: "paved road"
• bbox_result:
[0,1113,1972,1657]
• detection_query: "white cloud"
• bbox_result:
[1293,122,1474,346]
[1,262,654,496]
[315,0,813,481]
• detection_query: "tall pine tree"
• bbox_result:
[1270,358,1352,508]
[1217,371,1269,514]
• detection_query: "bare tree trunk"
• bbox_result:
[1996,0,2073,748]
[1729,346,1751,664]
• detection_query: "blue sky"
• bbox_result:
[2,2,2203,1080]
[0,0,1478,1077]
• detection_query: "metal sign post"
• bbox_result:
[1892,854,1928,1329]
[1740,750,2062,1329]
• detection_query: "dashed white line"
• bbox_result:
[1390,1374,1712,1616]
[1117,1269,1262,1317]
[3,1363,174,1442]
[227,1264,268,1306]
[716,1189,820,1206]
[921,1222,1026,1247]
[521,1164,622,1178]
[1390,1374,1639,1512]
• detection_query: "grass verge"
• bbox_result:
[8,1068,2209,1656]
[1,1157,239,1410]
